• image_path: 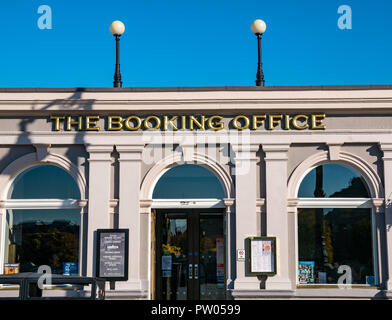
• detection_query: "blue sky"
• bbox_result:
[0,0,391,87]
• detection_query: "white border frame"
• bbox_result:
[0,152,86,275]
[288,151,384,288]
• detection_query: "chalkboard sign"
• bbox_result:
[96,229,129,281]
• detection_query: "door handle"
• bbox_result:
[194,264,199,280]
[189,264,193,279]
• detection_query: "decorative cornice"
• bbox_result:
[2,86,392,113]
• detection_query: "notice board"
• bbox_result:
[247,236,276,276]
[96,229,129,281]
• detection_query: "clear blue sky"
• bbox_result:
[0,0,391,87]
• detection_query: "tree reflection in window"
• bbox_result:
[4,165,81,275]
[297,164,374,285]
[298,164,370,198]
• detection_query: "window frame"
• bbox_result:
[295,164,379,288]
[0,164,84,276]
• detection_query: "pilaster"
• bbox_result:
[262,143,294,291]
[379,143,392,290]
[116,145,148,294]
[232,144,260,290]
[86,145,113,277]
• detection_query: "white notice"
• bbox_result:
[251,240,273,273]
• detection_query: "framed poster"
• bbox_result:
[247,236,276,276]
[96,229,129,281]
[298,261,315,284]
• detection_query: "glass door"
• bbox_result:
[199,213,225,299]
[155,213,188,300]
[155,210,225,300]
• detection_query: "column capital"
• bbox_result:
[116,144,145,153]
[256,198,265,214]
[223,198,235,207]
[232,144,260,154]
[86,145,114,162]
[287,198,299,213]
[232,144,260,162]
[116,145,144,161]
[109,199,119,214]
[380,143,392,160]
[140,199,153,214]
[379,143,392,152]
[262,144,290,161]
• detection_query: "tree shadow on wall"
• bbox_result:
[2,88,96,279]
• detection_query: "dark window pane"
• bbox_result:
[153,165,225,199]
[9,165,80,199]
[4,209,80,275]
[160,214,188,300]
[298,208,374,285]
[298,164,370,198]
[199,214,225,300]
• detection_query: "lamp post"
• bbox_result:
[110,20,125,88]
[251,19,267,86]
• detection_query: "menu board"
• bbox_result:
[96,229,129,281]
[247,237,276,276]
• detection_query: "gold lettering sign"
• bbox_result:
[50,114,327,131]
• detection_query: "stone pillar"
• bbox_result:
[262,144,294,291]
[86,145,113,277]
[223,198,235,290]
[380,143,392,290]
[232,144,260,291]
[115,145,148,297]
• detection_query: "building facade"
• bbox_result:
[0,85,392,299]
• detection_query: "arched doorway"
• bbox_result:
[151,164,226,300]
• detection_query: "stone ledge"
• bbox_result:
[230,289,392,300]
[104,290,149,300]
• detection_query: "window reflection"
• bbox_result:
[9,165,80,199]
[199,215,225,300]
[298,208,374,285]
[4,165,81,276]
[161,215,188,300]
[4,209,80,274]
[153,165,225,199]
[298,164,370,198]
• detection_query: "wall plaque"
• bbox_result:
[96,229,129,281]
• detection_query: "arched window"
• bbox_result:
[152,164,225,199]
[3,165,81,275]
[296,163,376,286]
